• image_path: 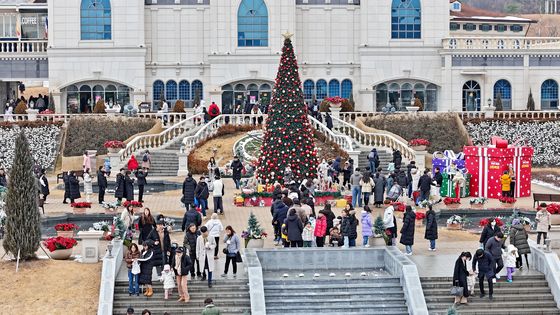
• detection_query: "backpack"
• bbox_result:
[368,151,376,160]
[142,154,149,162]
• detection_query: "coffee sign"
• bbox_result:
[21,16,37,25]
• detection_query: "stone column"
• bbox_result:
[107,152,122,171]
[349,151,361,171]
[177,152,189,177]
[330,107,342,127]
[413,149,428,172]
[77,230,105,263]
[51,90,63,114]
[482,104,496,119]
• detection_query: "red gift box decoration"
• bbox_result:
[464,137,533,199]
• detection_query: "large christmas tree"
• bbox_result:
[257,33,318,184]
[3,131,41,260]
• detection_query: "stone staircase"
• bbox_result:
[421,274,560,315]
[145,138,183,177]
[263,277,409,315]
[112,278,251,315]
[357,148,400,173]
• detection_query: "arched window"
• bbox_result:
[316,80,327,100]
[247,84,259,91]
[153,80,164,102]
[166,80,177,100]
[80,0,112,40]
[494,79,512,110]
[328,79,340,97]
[401,83,413,106]
[376,83,388,111]
[238,0,268,47]
[341,79,353,99]
[391,0,421,39]
[260,84,271,91]
[303,80,314,100]
[93,85,104,102]
[542,79,559,109]
[191,80,203,100]
[462,80,481,111]
[178,80,190,100]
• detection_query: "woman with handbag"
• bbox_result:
[172,247,193,303]
[452,251,472,305]
[125,243,141,296]
[221,226,241,278]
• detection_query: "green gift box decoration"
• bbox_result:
[440,173,471,198]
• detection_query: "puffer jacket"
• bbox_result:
[510,224,531,255]
[341,212,358,239]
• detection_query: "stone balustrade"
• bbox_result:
[0,40,48,55]
[0,112,191,124]
[442,37,560,50]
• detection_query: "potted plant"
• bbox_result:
[92,221,111,238]
[324,96,345,109]
[499,196,517,208]
[122,200,143,212]
[446,215,466,230]
[71,202,92,215]
[469,197,487,209]
[415,211,426,226]
[479,217,504,229]
[101,202,118,214]
[373,215,391,246]
[54,223,79,238]
[43,236,78,260]
[443,197,461,209]
[408,138,430,151]
[241,212,267,248]
[104,140,126,154]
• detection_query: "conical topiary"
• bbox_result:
[527,89,535,111]
[3,131,41,260]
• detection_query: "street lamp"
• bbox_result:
[487,98,492,108]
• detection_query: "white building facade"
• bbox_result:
[45,0,560,113]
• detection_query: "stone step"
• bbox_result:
[420,275,546,282]
[281,312,406,315]
[425,294,555,303]
[113,307,249,315]
[264,282,403,292]
[423,287,553,295]
[427,308,560,315]
[264,290,405,298]
[266,304,408,314]
[422,281,550,289]
[263,277,399,285]
[427,300,558,309]
[265,295,406,305]
[113,299,251,308]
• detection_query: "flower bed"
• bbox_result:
[446,214,466,230]
[0,123,61,170]
[71,202,92,214]
[499,196,516,208]
[43,236,78,252]
[122,200,143,208]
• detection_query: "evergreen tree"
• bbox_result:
[246,212,264,237]
[256,33,318,184]
[494,93,503,111]
[48,93,55,112]
[3,132,41,260]
[527,89,535,111]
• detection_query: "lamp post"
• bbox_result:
[487,98,492,108]
[107,242,114,258]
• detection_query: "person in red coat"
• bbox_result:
[314,212,328,247]
[208,102,221,120]
[128,155,139,171]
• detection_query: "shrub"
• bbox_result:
[364,113,469,153]
[14,100,27,114]
[0,124,61,170]
[64,117,156,156]
[527,90,535,111]
[93,99,106,114]
[173,100,185,113]
[494,93,503,111]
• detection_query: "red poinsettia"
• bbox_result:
[409,139,431,147]
[122,201,143,208]
[39,109,54,115]
[103,140,126,149]
[540,203,560,215]
[324,96,346,104]
[499,196,517,204]
[479,217,504,227]
[415,212,426,220]
[43,236,78,252]
[392,202,406,212]
[54,223,79,231]
[71,202,92,208]
[443,197,461,205]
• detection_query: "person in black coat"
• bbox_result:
[453,252,472,305]
[479,219,501,248]
[68,171,81,203]
[147,219,172,276]
[138,241,155,297]
[472,249,495,299]
[395,168,409,189]
[341,208,359,247]
[124,171,134,201]
[272,199,289,246]
[39,169,49,202]
[171,246,193,302]
[393,150,402,168]
[114,169,126,203]
[181,205,202,232]
[433,167,443,187]
[406,161,417,198]
[135,169,147,203]
[418,170,432,202]
[181,174,197,207]
[194,176,210,217]
[97,167,107,204]
[325,112,333,130]
[62,171,71,203]
[230,156,243,189]
[283,208,303,247]
[183,223,202,279]
[138,208,156,244]
[400,206,416,255]
[424,205,438,251]
[320,203,336,236]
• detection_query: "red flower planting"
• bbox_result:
[122,201,143,208]
[415,212,426,220]
[39,109,54,115]
[325,96,346,104]
[54,223,79,231]
[392,202,406,212]
[540,203,560,214]
[479,217,504,227]
[43,236,78,252]
[498,196,517,204]
[409,139,431,147]
[103,140,126,149]
[71,202,92,208]
[443,197,461,205]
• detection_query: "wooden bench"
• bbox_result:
[533,193,560,208]
[56,170,85,184]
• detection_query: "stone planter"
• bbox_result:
[447,223,462,230]
[73,207,87,215]
[26,109,39,121]
[104,208,117,215]
[107,147,121,154]
[49,248,73,260]
[105,108,120,116]
[411,145,427,151]
[446,203,461,209]
[500,202,516,209]
[56,230,75,238]
[406,106,420,113]
[551,215,560,225]
[246,238,265,249]
[470,203,485,209]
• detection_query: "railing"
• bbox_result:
[0,40,48,54]
[97,240,123,315]
[119,113,204,162]
[340,111,560,123]
[308,115,355,152]
[442,37,560,50]
[0,112,191,125]
[331,115,416,160]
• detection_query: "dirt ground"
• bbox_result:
[0,259,100,314]
[190,132,246,165]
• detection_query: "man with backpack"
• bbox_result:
[368,148,380,172]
